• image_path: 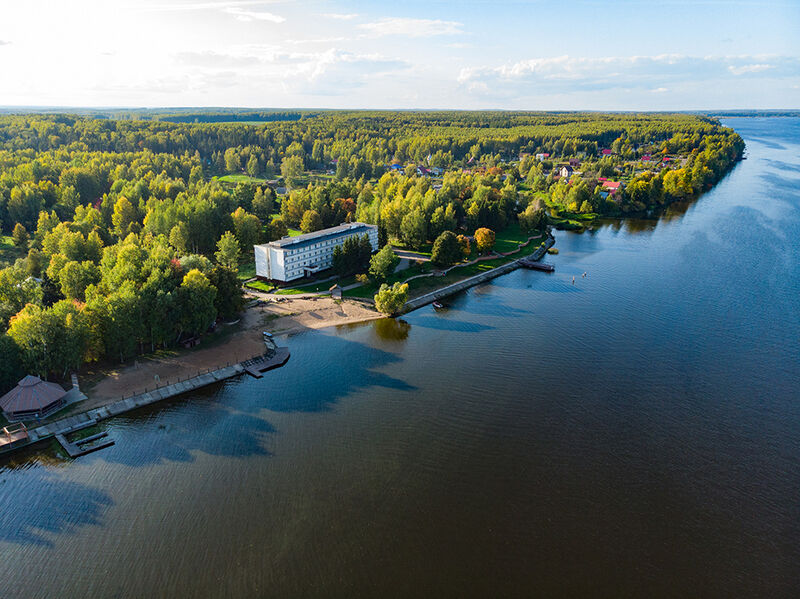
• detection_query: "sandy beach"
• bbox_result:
[83,297,382,408]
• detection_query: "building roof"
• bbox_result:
[0,375,66,416]
[602,181,622,190]
[257,222,376,252]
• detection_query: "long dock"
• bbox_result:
[401,233,555,314]
[1,347,290,458]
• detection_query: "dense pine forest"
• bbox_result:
[0,111,743,394]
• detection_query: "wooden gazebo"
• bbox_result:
[0,375,67,422]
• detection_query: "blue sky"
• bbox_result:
[0,0,797,109]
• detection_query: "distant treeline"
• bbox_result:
[156,111,309,124]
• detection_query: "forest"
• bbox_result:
[0,111,744,394]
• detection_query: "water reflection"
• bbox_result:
[372,317,411,341]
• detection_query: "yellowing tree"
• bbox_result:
[474,227,495,253]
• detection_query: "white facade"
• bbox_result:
[254,222,379,282]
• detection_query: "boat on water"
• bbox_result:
[432,301,445,309]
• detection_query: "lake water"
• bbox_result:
[1,118,798,598]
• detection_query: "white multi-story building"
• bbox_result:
[254,222,379,282]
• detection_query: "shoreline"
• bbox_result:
[2,236,555,458]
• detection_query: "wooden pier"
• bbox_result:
[55,430,115,458]
[0,345,291,459]
[242,347,291,378]
[517,257,555,271]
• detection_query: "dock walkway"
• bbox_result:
[400,232,555,314]
[2,348,290,458]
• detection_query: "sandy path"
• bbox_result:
[84,297,382,406]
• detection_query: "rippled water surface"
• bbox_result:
[1,118,798,598]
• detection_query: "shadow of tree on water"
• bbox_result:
[0,469,112,546]
[256,332,417,413]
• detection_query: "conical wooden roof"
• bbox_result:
[0,375,66,415]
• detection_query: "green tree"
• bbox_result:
[209,266,243,321]
[59,260,101,301]
[267,217,288,241]
[281,155,304,188]
[431,231,462,267]
[215,231,241,270]
[0,334,23,395]
[252,187,274,222]
[400,208,427,249]
[246,153,260,177]
[12,223,29,248]
[224,148,241,173]
[231,207,262,252]
[0,264,43,327]
[169,222,190,254]
[518,200,546,233]
[179,269,217,337]
[112,196,138,239]
[374,282,409,315]
[300,209,323,234]
[369,245,399,282]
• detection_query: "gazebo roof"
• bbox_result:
[0,375,67,415]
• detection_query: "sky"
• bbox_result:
[0,0,798,110]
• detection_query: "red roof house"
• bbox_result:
[0,375,67,422]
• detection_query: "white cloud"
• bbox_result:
[359,18,463,38]
[319,13,358,20]
[223,6,285,22]
[0,40,10,46]
[132,1,276,12]
[728,63,772,75]
[651,87,669,93]
[457,54,800,98]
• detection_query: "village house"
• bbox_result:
[535,152,550,161]
[559,165,574,179]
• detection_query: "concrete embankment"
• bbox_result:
[2,347,290,457]
[400,233,555,314]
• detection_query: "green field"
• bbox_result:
[216,174,272,185]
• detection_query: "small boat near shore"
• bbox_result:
[432,301,445,309]
[518,258,555,272]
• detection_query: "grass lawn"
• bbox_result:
[237,261,256,281]
[246,280,276,293]
[216,174,271,185]
[287,228,302,237]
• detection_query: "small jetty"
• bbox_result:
[55,429,115,458]
[242,346,291,379]
[518,257,555,272]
